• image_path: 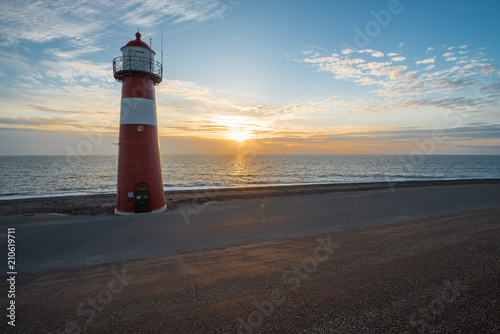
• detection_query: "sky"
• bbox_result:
[0,0,499,155]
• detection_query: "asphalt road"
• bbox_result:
[2,183,499,273]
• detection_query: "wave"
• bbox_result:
[1,176,498,201]
[0,190,116,201]
[1,155,500,200]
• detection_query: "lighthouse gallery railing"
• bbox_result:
[113,56,163,85]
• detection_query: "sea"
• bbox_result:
[0,155,499,200]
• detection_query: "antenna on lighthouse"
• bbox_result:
[161,24,164,65]
[161,24,164,77]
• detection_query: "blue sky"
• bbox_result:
[0,0,499,155]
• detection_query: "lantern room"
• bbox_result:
[113,32,162,85]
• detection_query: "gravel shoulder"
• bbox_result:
[7,208,500,333]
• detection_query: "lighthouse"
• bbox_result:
[112,32,166,215]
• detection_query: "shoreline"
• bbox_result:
[4,176,500,201]
[1,178,500,217]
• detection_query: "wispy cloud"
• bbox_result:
[392,56,406,62]
[302,45,500,115]
[416,57,435,64]
[0,0,236,48]
[41,60,112,84]
[45,47,103,60]
[2,69,499,154]
[258,123,500,154]
[122,0,233,25]
[0,1,102,49]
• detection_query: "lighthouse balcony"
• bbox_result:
[113,56,162,85]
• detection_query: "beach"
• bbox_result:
[1,179,499,216]
[1,180,499,333]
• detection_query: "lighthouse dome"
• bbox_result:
[122,32,153,51]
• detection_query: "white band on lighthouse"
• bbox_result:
[120,98,157,125]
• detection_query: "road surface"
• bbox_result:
[1,183,499,272]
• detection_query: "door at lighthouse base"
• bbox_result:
[134,183,150,213]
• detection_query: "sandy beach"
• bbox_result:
[1,180,499,333]
[1,179,499,217]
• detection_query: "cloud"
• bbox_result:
[0,115,116,133]
[0,1,100,46]
[416,57,435,64]
[303,54,365,80]
[158,79,213,101]
[357,49,384,58]
[302,45,500,116]
[441,46,472,63]
[40,60,111,83]
[357,49,375,54]
[371,65,407,76]
[360,62,391,69]
[45,47,103,59]
[165,117,500,152]
[392,56,406,62]
[3,118,500,155]
[121,0,233,25]
[0,50,32,72]
[0,0,236,47]
[2,71,499,154]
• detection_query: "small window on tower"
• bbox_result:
[128,49,133,54]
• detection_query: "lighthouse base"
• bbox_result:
[114,205,167,216]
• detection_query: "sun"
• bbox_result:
[230,131,252,142]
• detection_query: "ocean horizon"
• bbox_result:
[1,154,499,201]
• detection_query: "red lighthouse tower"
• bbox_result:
[113,32,166,215]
